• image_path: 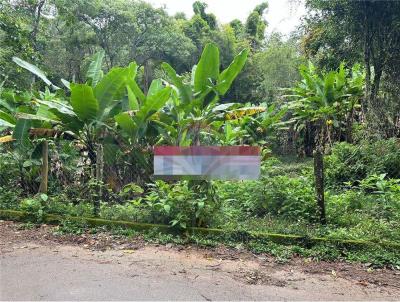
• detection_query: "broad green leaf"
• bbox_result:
[115,112,136,135]
[191,65,197,87]
[194,43,220,93]
[36,100,83,132]
[127,80,146,104]
[15,112,59,124]
[23,160,33,167]
[95,62,137,117]
[212,103,237,112]
[179,129,191,146]
[101,99,124,121]
[0,109,16,125]
[217,48,249,95]
[153,119,177,135]
[161,62,191,103]
[0,99,14,112]
[70,83,99,122]
[261,107,288,128]
[164,204,171,214]
[323,71,336,105]
[12,57,59,89]
[148,79,163,97]
[12,119,32,147]
[136,87,172,122]
[225,122,232,137]
[126,85,138,110]
[0,119,14,128]
[36,104,59,121]
[86,50,105,86]
[36,99,75,117]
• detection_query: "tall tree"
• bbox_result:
[55,0,195,90]
[303,0,400,129]
[192,1,217,30]
[0,0,50,88]
[245,2,268,50]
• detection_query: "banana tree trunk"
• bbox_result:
[304,122,315,157]
[313,145,326,224]
[38,140,48,194]
[314,122,326,224]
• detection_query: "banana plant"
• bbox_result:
[113,79,173,183]
[0,87,60,193]
[150,43,267,226]
[153,43,267,146]
[114,79,172,144]
[12,52,141,158]
[286,62,364,224]
[114,43,267,149]
[212,121,248,145]
[10,52,147,202]
[0,82,35,141]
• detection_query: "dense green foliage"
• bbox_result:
[1,0,399,266]
[326,139,400,187]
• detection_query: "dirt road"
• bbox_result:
[1,221,399,301]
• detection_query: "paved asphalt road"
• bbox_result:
[1,221,399,301]
[2,244,399,301]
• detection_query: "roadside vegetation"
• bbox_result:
[0,0,399,267]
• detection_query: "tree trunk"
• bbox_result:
[345,108,354,143]
[313,121,326,224]
[143,60,152,94]
[304,122,314,157]
[370,67,382,109]
[94,143,104,216]
[362,1,371,118]
[313,145,326,224]
[31,0,45,52]
[38,140,49,194]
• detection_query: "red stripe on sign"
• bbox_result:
[154,146,260,156]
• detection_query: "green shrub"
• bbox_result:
[19,197,44,222]
[326,184,400,242]
[328,173,400,222]
[217,180,264,221]
[326,139,400,187]
[100,202,150,222]
[264,156,313,178]
[327,190,367,226]
[141,180,221,228]
[0,148,20,188]
[19,198,42,213]
[44,198,70,215]
[217,174,317,222]
[261,175,317,221]
[0,186,21,209]
[44,195,94,217]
